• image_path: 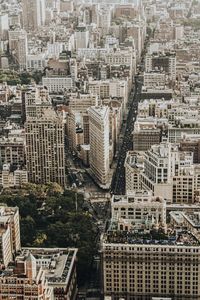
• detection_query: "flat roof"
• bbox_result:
[103,228,200,247]
[21,248,77,284]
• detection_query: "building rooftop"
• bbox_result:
[103,227,200,247]
[170,211,184,225]
[125,151,144,169]
[0,206,19,218]
[0,248,77,285]
[88,105,109,119]
[147,51,176,58]
[183,212,200,228]
[20,248,77,285]
[0,136,24,144]
[112,191,164,205]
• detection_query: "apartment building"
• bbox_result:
[42,76,74,93]
[88,79,128,101]
[114,4,137,18]
[133,120,161,151]
[105,47,136,73]
[24,86,51,119]
[124,151,144,193]
[141,143,197,203]
[143,72,167,88]
[77,48,109,60]
[88,80,128,116]
[97,6,112,35]
[168,122,200,143]
[145,52,176,81]
[75,25,89,49]
[180,134,200,163]
[0,248,78,300]
[127,22,146,59]
[68,93,98,112]
[25,108,66,187]
[0,206,21,267]
[0,164,28,188]
[125,143,200,204]
[0,136,25,168]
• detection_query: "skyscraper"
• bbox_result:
[88,106,110,187]
[8,29,28,70]
[25,108,66,187]
[22,0,46,31]
[0,14,9,40]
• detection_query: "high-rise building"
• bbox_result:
[88,79,128,115]
[27,53,48,71]
[125,143,200,204]
[0,14,9,40]
[101,191,200,299]
[180,135,200,164]
[124,151,144,193]
[8,29,28,70]
[66,111,84,152]
[106,46,136,92]
[75,25,89,50]
[22,0,46,31]
[0,206,21,267]
[97,6,111,35]
[88,106,110,187]
[174,25,184,41]
[101,231,200,300]
[127,22,146,60]
[24,86,51,119]
[66,92,98,152]
[25,108,66,187]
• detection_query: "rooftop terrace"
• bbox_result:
[103,225,200,247]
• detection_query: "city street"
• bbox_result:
[111,76,142,195]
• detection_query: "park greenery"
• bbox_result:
[0,183,98,285]
[0,69,43,85]
[181,18,200,30]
